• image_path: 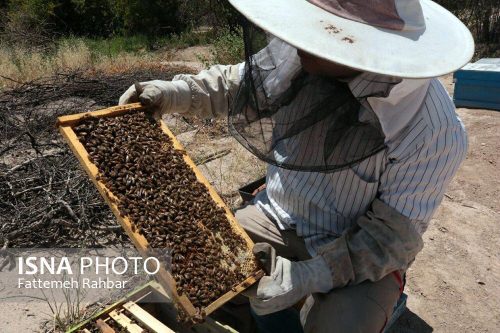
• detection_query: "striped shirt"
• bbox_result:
[255,73,468,256]
[173,41,468,258]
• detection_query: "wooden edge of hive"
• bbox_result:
[56,103,145,127]
[160,121,264,317]
[108,309,144,332]
[66,282,164,333]
[159,122,257,252]
[95,318,116,333]
[122,301,176,333]
[57,125,150,251]
[204,269,266,316]
[57,104,263,319]
[57,122,197,318]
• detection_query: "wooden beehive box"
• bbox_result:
[453,58,500,111]
[57,103,264,321]
[67,281,238,333]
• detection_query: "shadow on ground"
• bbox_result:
[387,309,433,333]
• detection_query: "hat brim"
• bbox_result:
[229,0,474,78]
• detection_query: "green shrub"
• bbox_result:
[436,0,499,44]
[199,27,244,67]
[73,35,152,56]
[111,0,184,36]
[57,0,116,36]
[2,0,185,37]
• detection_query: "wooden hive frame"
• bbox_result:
[57,103,264,320]
[67,281,238,333]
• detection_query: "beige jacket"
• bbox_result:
[172,64,427,288]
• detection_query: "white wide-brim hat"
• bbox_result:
[228,0,474,78]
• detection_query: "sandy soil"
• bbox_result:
[387,75,500,332]
[0,70,498,332]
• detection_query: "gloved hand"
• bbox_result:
[249,243,333,316]
[118,80,192,119]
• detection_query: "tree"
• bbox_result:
[111,0,184,36]
[436,0,499,43]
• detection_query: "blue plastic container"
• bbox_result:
[453,58,500,111]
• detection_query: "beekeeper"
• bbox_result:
[120,0,473,331]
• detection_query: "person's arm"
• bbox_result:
[249,198,424,315]
[119,37,302,119]
[318,199,423,288]
[119,63,243,118]
[319,115,468,287]
[250,107,468,315]
[172,64,243,118]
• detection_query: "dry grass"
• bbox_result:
[0,27,240,90]
[0,40,169,90]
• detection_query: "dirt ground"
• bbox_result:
[0,69,498,332]
[387,75,500,332]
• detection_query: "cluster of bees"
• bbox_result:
[73,112,249,311]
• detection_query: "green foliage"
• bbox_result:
[60,35,153,57]
[177,0,241,32]
[177,0,211,29]
[56,30,213,59]
[1,0,242,38]
[56,0,116,36]
[165,29,214,48]
[7,0,57,23]
[436,0,499,44]
[4,0,114,37]
[198,27,244,67]
[209,0,242,32]
[0,0,497,60]
[2,0,185,37]
[112,0,183,36]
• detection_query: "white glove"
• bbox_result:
[250,247,333,316]
[118,80,192,119]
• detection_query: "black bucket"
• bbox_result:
[238,177,266,203]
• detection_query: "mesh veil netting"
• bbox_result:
[228,19,386,172]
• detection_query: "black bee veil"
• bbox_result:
[228,18,386,172]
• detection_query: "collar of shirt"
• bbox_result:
[346,72,432,144]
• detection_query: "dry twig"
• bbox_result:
[0,69,193,247]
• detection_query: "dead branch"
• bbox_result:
[0,68,197,248]
[57,199,81,224]
[0,239,9,255]
[195,149,232,165]
[13,185,46,197]
[4,211,55,240]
